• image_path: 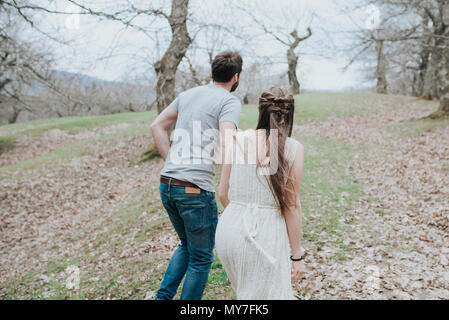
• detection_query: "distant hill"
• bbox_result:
[25,70,156,102]
[0,69,157,125]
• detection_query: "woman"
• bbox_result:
[215,87,305,300]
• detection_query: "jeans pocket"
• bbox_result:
[210,199,218,224]
[177,201,206,233]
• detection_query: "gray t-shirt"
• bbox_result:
[160,83,242,192]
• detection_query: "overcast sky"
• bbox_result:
[39,0,374,91]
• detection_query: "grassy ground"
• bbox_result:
[0,136,15,155]
[0,93,446,300]
[0,111,157,138]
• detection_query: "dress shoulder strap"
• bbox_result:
[285,137,300,168]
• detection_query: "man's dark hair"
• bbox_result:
[211,51,243,83]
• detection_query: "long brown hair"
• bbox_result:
[256,87,295,214]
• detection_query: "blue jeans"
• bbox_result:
[155,179,218,300]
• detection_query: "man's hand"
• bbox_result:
[150,106,178,160]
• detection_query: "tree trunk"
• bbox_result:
[10,105,20,124]
[429,5,449,119]
[154,0,192,113]
[422,44,440,100]
[437,70,449,116]
[375,39,387,94]
[142,0,192,162]
[414,44,431,97]
[287,50,300,95]
[430,44,449,118]
[286,28,312,96]
[414,11,432,98]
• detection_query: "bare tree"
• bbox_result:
[373,0,449,117]
[374,34,388,93]
[340,1,421,94]
[412,10,433,97]
[235,0,314,95]
[153,0,192,113]
[0,0,115,123]
[421,0,449,118]
[0,1,55,122]
[287,28,312,95]
[174,0,254,96]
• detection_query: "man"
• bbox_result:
[151,51,243,300]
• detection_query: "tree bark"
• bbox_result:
[413,12,431,97]
[287,50,300,95]
[154,0,192,113]
[286,28,311,96]
[437,69,449,116]
[413,54,429,97]
[428,2,449,118]
[423,50,440,100]
[431,40,449,118]
[141,0,192,162]
[375,39,387,94]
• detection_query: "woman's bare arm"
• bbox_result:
[283,142,305,280]
[218,163,232,208]
[218,122,236,208]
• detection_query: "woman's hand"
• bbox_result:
[291,260,305,281]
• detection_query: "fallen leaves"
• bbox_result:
[0,126,165,289]
[1,96,448,300]
[294,101,449,300]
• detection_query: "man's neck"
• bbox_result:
[213,81,232,92]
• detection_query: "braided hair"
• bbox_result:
[256,87,295,214]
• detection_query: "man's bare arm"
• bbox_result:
[150,106,178,161]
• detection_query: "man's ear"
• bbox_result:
[233,73,239,83]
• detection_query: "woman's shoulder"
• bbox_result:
[285,137,304,165]
[286,136,304,151]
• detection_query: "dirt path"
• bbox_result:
[294,108,449,299]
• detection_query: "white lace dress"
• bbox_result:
[215,130,300,300]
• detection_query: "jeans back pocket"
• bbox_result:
[177,200,207,233]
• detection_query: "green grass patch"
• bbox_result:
[294,93,437,123]
[204,257,234,300]
[297,135,365,262]
[0,136,16,155]
[0,111,157,139]
[239,104,259,129]
[376,209,391,216]
[0,139,92,174]
[0,119,154,175]
[388,116,449,140]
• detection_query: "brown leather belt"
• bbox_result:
[160,176,200,189]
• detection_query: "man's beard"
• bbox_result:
[230,80,239,92]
